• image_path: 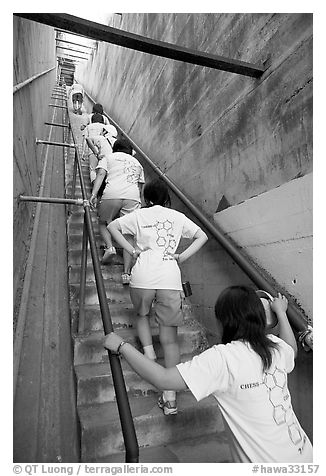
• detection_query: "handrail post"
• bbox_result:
[71,148,78,199]
[78,216,88,333]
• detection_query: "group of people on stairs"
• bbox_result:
[74,86,312,464]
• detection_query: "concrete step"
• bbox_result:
[68,248,101,266]
[65,190,92,201]
[66,183,93,194]
[68,248,123,266]
[70,205,97,217]
[64,171,91,185]
[73,324,205,366]
[68,235,123,255]
[75,353,194,406]
[68,215,99,229]
[66,185,93,196]
[68,211,98,226]
[78,392,225,461]
[69,262,128,284]
[69,279,132,306]
[68,220,100,234]
[67,232,122,254]
[70,298,195,333]
[96,431,232,463]
[76,364,158,406]
[70,301,157,332]
[68,232,103,251]
[67,163,89,172]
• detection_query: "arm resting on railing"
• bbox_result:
[104,333,187,391]
[271,294,298,358]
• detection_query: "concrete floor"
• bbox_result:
[97,432,232,463]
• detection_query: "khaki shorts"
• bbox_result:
[97,198,140,224]
[72,92,83,102]
[130,288,183,327]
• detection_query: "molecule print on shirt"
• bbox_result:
[124,160,140,183]
[263,366,307,454]
[153,219,177,260]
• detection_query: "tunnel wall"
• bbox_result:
[13,16,57,304]
[13,17,80,462]
[76,13,313,325]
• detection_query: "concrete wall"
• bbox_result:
[13,16,56,305]
[76,13,312,325]
[13,17,80,462]
[215,173,313,317]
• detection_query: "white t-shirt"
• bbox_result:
[116,206,200,289]
[102,124,118,147]
[84,124,117,146]
[70,84,84,96]
[96,151,145,202]
[176,335,313,463]
[83,122,107,139]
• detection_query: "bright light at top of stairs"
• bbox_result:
[69,12,114,26]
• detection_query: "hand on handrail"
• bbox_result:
[270,293,288,315]
[104,332,125,354]
[89,194,97,211]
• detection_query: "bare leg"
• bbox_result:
[159,325,180,408]
[130,288,156,359]
[136,316,156,360]
[97,199,121,249]
[136,316,153,347]
[89,153,98,183]
[99,221,113,248]
[159,326,180,369]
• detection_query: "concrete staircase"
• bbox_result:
[66,109,232,463]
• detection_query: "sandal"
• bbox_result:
[121,273,131,285]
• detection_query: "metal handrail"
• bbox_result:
[83,91,311,337]
[65,96,139,462]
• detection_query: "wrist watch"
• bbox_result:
[116,341,127,353]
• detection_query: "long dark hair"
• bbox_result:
[214,286,278,371]
[143,179,171,207]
